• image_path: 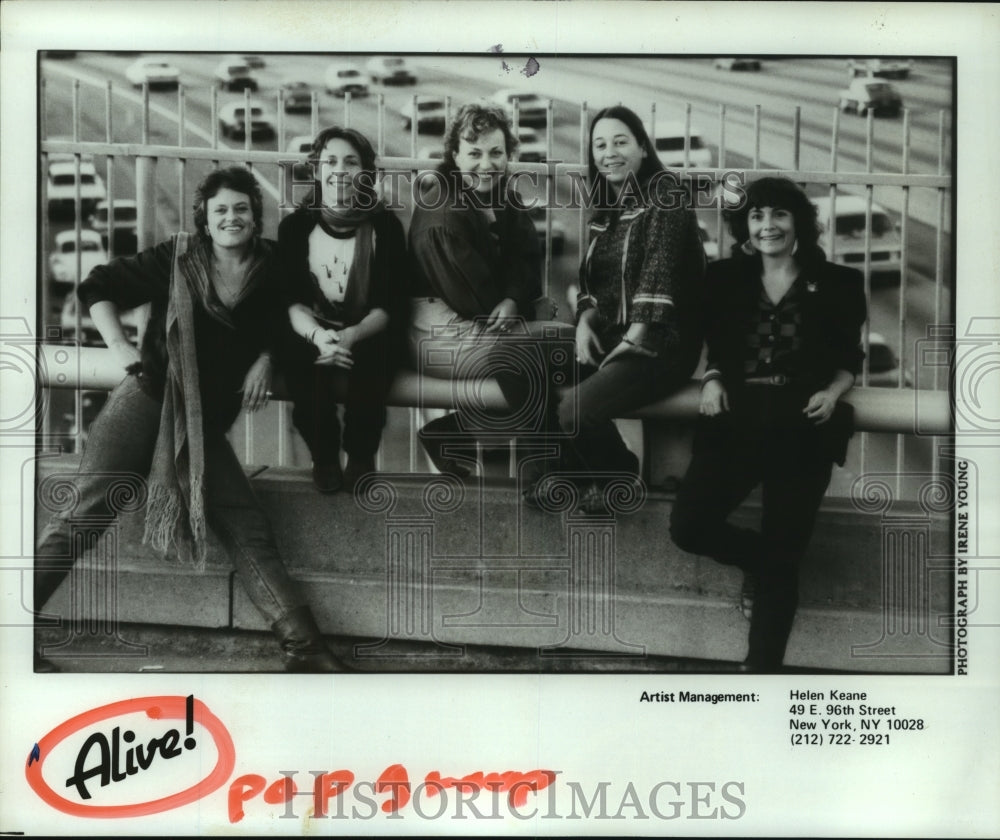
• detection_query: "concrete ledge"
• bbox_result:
[36,456,953,673]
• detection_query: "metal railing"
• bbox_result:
[38,73,953,495]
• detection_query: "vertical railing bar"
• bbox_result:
[277,87,286,149]
[683,102,692,168]
[141,82,150,145]
[377,92,385,157]
[243,86,252,161]
[104,82,115,261]
[409,407,418,473]
[310,90,319,139]
[211,86,219,151]
[717,103,726,250]
[752,103,760,169]
[896,108,912,497]
[792,106,801,172]
[409,92,418,157]
[578,100,588,272]
[40,76,52,443]
[177,85,187,245]
[933,109,946,394]
[72,78,83,452]
[542,97,554,298]
[344,90,352,128]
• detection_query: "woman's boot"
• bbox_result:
[271,606,351,673]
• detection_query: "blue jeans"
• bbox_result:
[35,374,305,624]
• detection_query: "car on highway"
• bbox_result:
[399,97,448,133]
[88,199,139,255]
[812,194,902,278]
[847,58,913,80]
[528,207,566,257]
[838,78,903,117]
[213,59,258,92]
[279,79,315,112]
[124,57,180,89]
[514,127,546,163]
[652,121,713,168]
[49,230,108,288]
[232,53,266,69]
[865,332,912,387]
[46,160,107,218]
[324,63,369,97]
[365,56,416,85]
[286,135,315,181]
[713,57,762,71]
[492,89,548,127]
[218,101,276,140]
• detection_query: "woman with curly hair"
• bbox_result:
[669,176,868,672]
[35,166,348,672]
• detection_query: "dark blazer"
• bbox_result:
[703,256,867,395]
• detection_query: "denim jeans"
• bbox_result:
[35,374,305,625]
[493,322,698,481]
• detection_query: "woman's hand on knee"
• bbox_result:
[241,352,273,413]
[699,379,729,416]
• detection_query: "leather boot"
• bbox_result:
[418,413,473,478]
[271,606,351,673]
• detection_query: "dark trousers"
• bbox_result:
[284,337,390,466]
[493,323,696,482]
[669,387,836,669]
[35,374,305,624]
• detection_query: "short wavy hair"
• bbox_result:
[725,176,823,263]
[304,125,379,209]
[192,166,264,241]
[440,102,518,174]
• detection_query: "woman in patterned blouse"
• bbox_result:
[499,105,706,514]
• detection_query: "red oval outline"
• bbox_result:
[25,695,235,818]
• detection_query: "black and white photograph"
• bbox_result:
[2,1,998,836]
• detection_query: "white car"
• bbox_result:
[713,57,762,71]
[218,101,276,140]
[124,57,180,89]
[49,230,108,288]
[46,160,107,218]
[365,56,416,85]
[399,97,448,133]
[213,59,258,92]
[812,194,902,278]
[838,78,903,117]
[88,199,139,254]
[514,127,546,163]
[847,58,913,80]
[492,89,548,127]
[325,63,369,97]
[279,79,314,113]
[652,121,713,168]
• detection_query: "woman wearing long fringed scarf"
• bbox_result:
[276,126,409,494]
[34,166,350,673]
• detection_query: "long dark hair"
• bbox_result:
[725,176,823,266]
[304,125,379,209]
[192,166,264,243]
[587,105,665,210]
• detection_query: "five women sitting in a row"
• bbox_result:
[37,101,866,673]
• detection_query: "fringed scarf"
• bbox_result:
[142,232,208,567]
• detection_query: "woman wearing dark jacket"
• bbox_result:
[502,105,706,513]
[277,126,409,493]
[34,166,347,672]
[669,176,868,673]
[407,101,552,476]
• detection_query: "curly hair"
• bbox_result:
[725,176,823,263]
[440,102,518,174]
[192,166,264,241]
[303,125,379,209]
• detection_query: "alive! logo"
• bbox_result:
[25,695,235,818]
